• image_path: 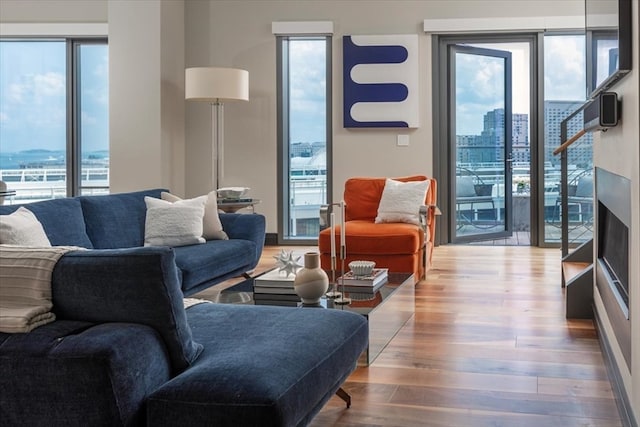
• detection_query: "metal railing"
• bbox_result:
[0,167,109,203]
[557,101,593,257]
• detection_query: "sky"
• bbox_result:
[456,36,586,136]
[0,36,589,155]
[288,39,327,144]
[0,41,108,154]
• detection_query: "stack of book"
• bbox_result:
[253,269,300,307]
[336,268,388,294]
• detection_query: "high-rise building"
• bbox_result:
[457,108,529,164]
[481,108,505,161]
[456,104,591,170]
[512,113,529,163]
[544,100,593,167]
[455,134,493,163]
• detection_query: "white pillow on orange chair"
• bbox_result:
[375,178,430,225]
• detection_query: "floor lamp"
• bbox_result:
[185,67,249,190]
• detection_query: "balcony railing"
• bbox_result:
[554,101,593,256]
[0,167,109,203]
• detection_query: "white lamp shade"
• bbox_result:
[185,67,249,102]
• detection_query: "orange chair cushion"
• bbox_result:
[318,220,424,255]
[344,175,429,222]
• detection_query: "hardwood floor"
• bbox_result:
[196,245,621,426]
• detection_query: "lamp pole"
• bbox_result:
[212,100,224,189]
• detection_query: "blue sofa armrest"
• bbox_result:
[51,247,202,374]
[219,213,266,269]
[0,321,171,426]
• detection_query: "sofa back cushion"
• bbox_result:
[79,189,165,248]
[52,246,202,373]
[344,175,429,222]
[0,198,93,248]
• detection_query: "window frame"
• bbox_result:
[0,36,108,200]
[276,35,332,245]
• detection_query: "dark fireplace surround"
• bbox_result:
[595,167,631,370]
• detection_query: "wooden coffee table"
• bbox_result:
[217,272,415,365]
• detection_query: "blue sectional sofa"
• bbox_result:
[0,190,369,426]
[0,189,266,296]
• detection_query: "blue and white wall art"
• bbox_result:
[343,34,419,128]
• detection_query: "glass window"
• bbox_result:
[542,34,592,244]
[77,42,109,195]
[277,36,331,243]
[0,38,108,203]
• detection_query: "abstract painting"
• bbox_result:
[343,34,419,128]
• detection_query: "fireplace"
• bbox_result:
[595,167,631,370]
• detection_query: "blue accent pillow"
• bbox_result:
[0,198,93,248]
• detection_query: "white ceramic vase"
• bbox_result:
[294,252,329,304]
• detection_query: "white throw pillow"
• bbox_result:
[161,191,228,240]
[375,179,430,225]
[0,207,52,247]
[144,196,206,247]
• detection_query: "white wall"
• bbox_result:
[0,0,106,22]
[108,0,185,193]
[592,0,640,421]
[187,0,584,233]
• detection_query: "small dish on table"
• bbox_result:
[217,187,250,200]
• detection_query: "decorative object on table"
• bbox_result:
[217,186,250,200]
[338,268,388,294]
[253,268,297,295]
[185,67,249,190]
[348,260,376,277]
[325,209,341,298]
[253,252,301,305]
[273,249,302,277]
[333,201,351,305]
[294,252,329,305]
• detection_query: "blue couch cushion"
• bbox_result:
[0,198,93,248]
[0,320,171,426]
[146,303,369,427]
[173,239,256,295]
[51,246,202,373]
[219,213,266,270]
[79,189,164,248]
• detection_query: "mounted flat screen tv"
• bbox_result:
[586,0,632,98]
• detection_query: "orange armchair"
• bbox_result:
[318,176,437,280]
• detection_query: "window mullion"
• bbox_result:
[66,39,74,196]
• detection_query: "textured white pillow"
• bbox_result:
[161,191,228,240]
[375,179,430,225]
[144,197,206,247]
[0,207,52,247]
